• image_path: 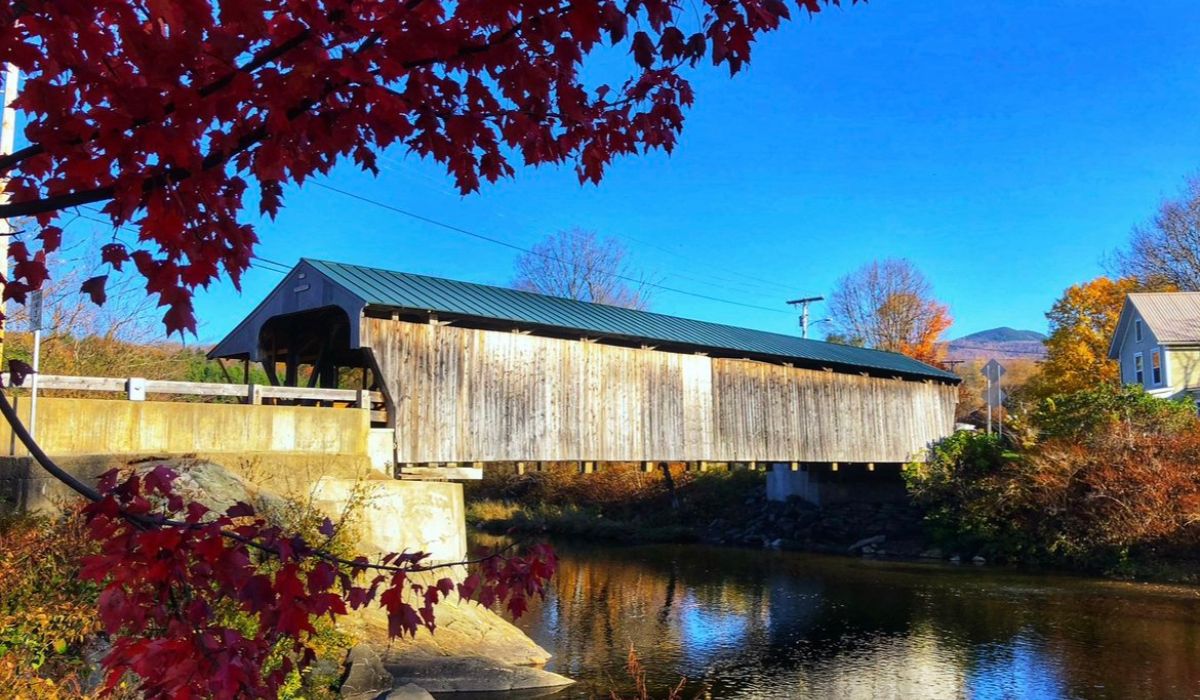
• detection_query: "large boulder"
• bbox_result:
[341,578,573,693]
[340,645,395,700]
[127,458,572,695]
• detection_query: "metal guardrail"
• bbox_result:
[3,373,385,412]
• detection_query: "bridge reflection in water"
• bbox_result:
[477,536,1200,699]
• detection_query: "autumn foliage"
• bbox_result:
[0,0,846,334]
[892,299,952,367]
[76,465,555,699]
[1028,276,1149,397]
[827,258,952,366]
[906,386,1200,572]
[0,509,102,699]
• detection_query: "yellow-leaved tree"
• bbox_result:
[1029,276,1156,397]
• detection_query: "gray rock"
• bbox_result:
[80,636,112,694]
[384,655,574,694]
[847,534,886,553]
[384,684,435,699]
[972,555,986,565]
[341,645,394,700]
[918,547,944,559]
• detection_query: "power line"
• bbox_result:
[607,229,802,297]
[74,206,295,277]
[375,152,802,299]
[945,342,1047,357]
[250,256,291,274]
[74,196,793,316]
[310,181,794,316]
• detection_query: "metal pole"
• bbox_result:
[986,376,992,436]
[997,369,1003,440]
[29,327,39,439]
[0,63,19,361]
[787,296,824,340]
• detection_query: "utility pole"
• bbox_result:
[0,63,18,361]
[786,296,824,339]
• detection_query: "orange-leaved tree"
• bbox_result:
[827,258,952,366]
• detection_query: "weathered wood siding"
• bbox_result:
[362,318,957,464]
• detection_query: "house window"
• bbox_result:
[1135,353,1144,384]
[1135,320,1143,342]
[1152,350,1162,385]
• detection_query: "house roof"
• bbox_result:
[1109,292,1200,358]
[301,258,958,382]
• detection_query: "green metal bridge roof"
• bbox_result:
[303,259,958,382]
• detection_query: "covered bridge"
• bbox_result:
[210,259,958,492]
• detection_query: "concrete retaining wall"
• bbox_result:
[0,396,372,458]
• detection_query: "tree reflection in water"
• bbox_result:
[475,535,1200,699]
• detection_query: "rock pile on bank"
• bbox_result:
[701,492,932,558]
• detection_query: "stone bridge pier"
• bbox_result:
[766,462,909,506]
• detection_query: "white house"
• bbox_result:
[1108,292,1200,401]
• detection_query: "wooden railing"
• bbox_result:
[2,373,387,420]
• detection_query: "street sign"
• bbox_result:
[27,289,43,331]
[981,359,1006,436]
[986,384,1006,409]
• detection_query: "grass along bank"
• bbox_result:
[464,464,932,555]
[465,465,765,544]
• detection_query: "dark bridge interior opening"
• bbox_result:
[256,306,381,398]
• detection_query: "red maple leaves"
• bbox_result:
[82,465,557,699]
[0,0,844,334]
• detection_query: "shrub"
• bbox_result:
[908,386,1200,572]
[1027,431,1200,566]
[0,509,102,699]
[905,431,1038,559]
[1032,384,1197,443]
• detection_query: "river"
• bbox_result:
[488,538,1200,699]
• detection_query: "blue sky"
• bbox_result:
[173,0,1200,345]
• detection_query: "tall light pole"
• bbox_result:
[0,63,18,361]
[787,296,824,339]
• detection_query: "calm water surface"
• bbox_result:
[489,538,1200,699]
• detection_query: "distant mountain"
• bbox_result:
[947,327,1047,361]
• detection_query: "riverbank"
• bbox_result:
[468,495,935,556]
[465,461,1200,582]
[465,465,764,545]
[464,465,937,558]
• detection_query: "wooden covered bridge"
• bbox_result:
[210,259,959,502]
